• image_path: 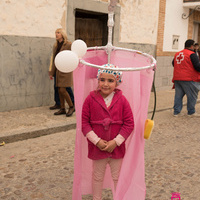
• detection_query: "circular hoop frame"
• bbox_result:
[80,46,156,71]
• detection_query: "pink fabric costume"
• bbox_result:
[82,89,134,160]
[72,49,154,200]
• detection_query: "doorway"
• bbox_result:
[75,9,108,47]
[193,22,200,43]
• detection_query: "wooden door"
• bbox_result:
[75,11,108,47]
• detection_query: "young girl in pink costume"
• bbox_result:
[82,64,134,200]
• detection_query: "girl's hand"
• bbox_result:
[102,140,117,153]
[96,139,107,150]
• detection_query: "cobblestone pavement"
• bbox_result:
[145,106,200,200]
[0,90,200,199]
[1,107,200,199]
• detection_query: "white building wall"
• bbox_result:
[163,0,189,51]
[0,0,67,38]
[0,0,160,45]
[120,0,160,45]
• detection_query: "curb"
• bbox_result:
[1,100,200,145]
[0,123,76,144]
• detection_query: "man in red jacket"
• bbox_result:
[172,39,200,117]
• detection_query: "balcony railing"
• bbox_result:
[184,0,200,2]
[182,0,200,19]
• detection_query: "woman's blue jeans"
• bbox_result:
[174,81,199,115]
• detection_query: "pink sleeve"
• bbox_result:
[113,134,125,146]
[86,131,101,145]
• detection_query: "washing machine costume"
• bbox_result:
[54,1,156,199]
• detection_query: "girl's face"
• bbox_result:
[98,73,117,98]
[55,30,63,42]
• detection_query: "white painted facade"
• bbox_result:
[0,0,160,45]
[163,0,189,51]
[0,0,67,38]
[120,0,160,45]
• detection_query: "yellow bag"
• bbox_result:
[144,119,154,139]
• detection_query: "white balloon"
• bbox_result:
[71,39,87,58]
[55,50,79,73]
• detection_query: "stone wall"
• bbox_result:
[155,56,174,91]
[0,36,54,111]
[0,0,66,111]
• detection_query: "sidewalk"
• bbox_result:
[0,89,196,144]
[0,106,76,144]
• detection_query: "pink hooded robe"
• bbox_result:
[72,49,154,200]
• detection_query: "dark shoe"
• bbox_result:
[54,109,66,115]
[49,104,61,110]
[66,106,75,117]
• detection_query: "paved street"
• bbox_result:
[0,130,75,200]
[0,90,200,199]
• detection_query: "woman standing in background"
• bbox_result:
[49,28,75,117]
